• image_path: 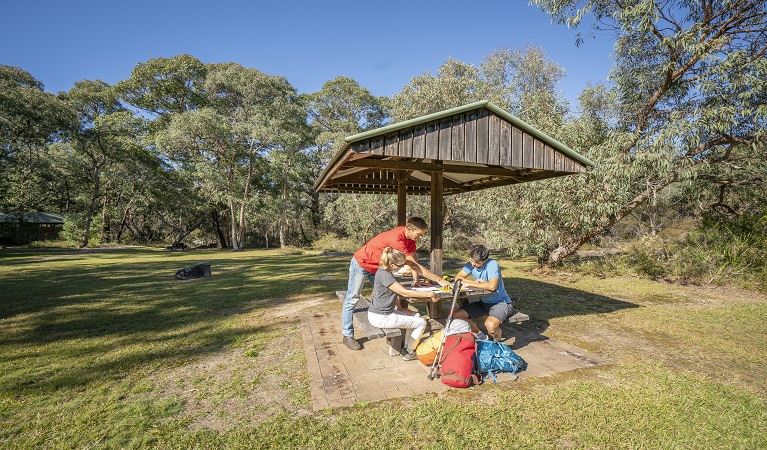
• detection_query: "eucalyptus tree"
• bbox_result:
[155,62,307,249]
[388,58,482,121]
[0,65,76,218]
[304,77,389,239]
[527,0,767,265]
[58,80,145,247]
[117,55,216,243]
[116,54,207,129]
[265,146,312,247]
[481,85,621,259]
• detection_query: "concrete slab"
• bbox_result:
[300,309,608,411]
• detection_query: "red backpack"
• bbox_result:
[438,332,479,388]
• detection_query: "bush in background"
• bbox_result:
[311,233,360,253]
[677,210,767,288]
[28,239,78,249]
[564,209,767,290]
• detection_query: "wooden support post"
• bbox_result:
[397,172,407,226]
[430,169,443,277]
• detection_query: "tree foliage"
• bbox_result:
[304,77,391,241]
[0,66,77,218]
[152,62,308,249]
[522,0,767,264]
[58,80,148,247]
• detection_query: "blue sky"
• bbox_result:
[2,0,615,107]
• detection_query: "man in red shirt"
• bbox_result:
[342,217,450,350]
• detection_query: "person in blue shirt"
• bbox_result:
[452,245,514,342]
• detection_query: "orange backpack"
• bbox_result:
[415,331,443,365]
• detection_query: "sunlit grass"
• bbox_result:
[1,247,765,448]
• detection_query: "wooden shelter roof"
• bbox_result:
[314,100,594,195]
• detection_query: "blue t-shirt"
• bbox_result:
[459,258,511,304]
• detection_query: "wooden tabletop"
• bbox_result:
[401,284,492,302]
[397,282,491,319]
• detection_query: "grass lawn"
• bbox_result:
[1,247,765,449]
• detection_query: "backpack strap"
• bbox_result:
[472,338,484,385]
[440,371,478,386]
[437,335,464,365]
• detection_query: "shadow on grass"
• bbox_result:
[508,276,639,334]
[0,248,350,392]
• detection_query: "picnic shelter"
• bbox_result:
[313,100,595,274]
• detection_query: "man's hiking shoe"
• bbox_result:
[343,336,361,351]
[401,351,417,361]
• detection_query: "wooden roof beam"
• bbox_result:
[345,157,553,178]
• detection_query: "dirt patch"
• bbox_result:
[148,296,327,431]
[661,282,767,306]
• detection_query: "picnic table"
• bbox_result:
[166,242,187,251]
[399,282,493,319]
[335,280,529,357]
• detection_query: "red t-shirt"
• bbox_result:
[353,226,417,273]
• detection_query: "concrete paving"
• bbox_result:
[300,309,608,411]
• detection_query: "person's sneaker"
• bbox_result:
[401,351,417,361]
[475,332,488,341]
[343,336,361,351]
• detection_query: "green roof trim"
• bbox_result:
[344,100,595,167]
[0,212,65,223]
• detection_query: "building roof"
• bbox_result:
[0,212,65,223]
[314,100,594,195]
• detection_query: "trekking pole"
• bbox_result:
[428,279,462,380]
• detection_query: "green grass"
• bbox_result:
[1,247,766,449]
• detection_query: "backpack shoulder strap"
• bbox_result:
[438,336,463,364]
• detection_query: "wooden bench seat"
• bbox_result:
[506,311,530,323]
[458,296,530,324]
[335,291,404,356]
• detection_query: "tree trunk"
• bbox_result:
[116,199,133,243]
[210,210,226,249]
[173,216,205,244]
[309,190,321,230]
[99,189,109,244]
[230,206,244,250]
[546,172,679,266]
[80,171,101,248]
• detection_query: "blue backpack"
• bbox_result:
[476,340,527,382]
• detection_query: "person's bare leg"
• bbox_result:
[485,316,502,341]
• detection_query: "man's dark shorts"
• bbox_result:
[461,301,514,322]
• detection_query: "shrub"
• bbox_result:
[565,210,767,290]
[678,227,764,285]
[311,233,359,253]
[623,236,678,279]
[28,239,78,249]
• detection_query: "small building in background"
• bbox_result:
[0,212,65,246]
